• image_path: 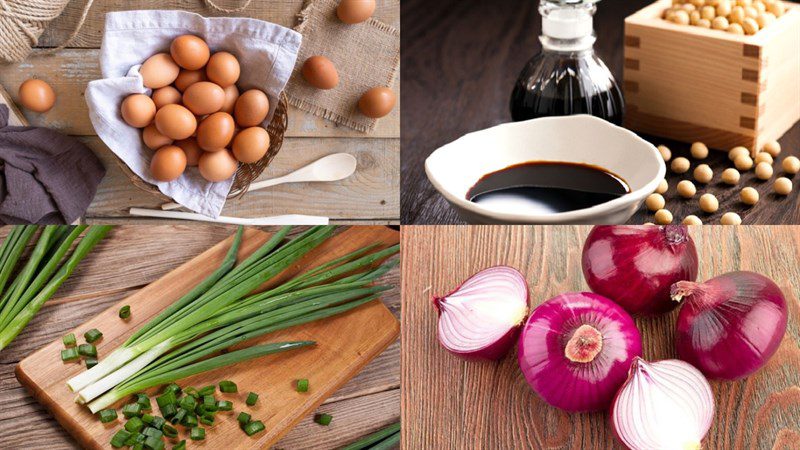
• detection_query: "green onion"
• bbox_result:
[198,385,215,396]
[119,305,131,320]
[98,409,118,423]
[124,431,141,446]
[156,390,176,408]
[219,380,237,393]
[370,431,401,450]
[162,423,178,438]
[199,414,214,426]
[78,343,97,357]
[125,416,144,432]
[61,348,80,362]
[122,403,143,418]
[190,427,205,440]
[314,413,332,426]
[341,422,401,450]
[203,395,217,411]
[245,392,258,406]
[173,440,186,450]
[110,429,131,448]
[237,412,250,427]
[296,379,309,392]
[170,408,187,425]
[160,404,177,419]
[136,393,152,411]
[216,400,233,411]
[85,357,98,369]
[62,333,76,347]
[142,414,155,425]
[179,395,196,411]
[183,387,198,397]
[84,328,103,343]
[181,414,198,428]
[244,420,265,436]
[143,435,164,450]
[164,383,181,396]
[142,427,163,439]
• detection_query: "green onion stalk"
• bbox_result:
[67,226,399,413]
[0,226,112,351]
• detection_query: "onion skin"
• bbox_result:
[673,271,787,380]
[518,292,642,412]
[582,225,699,316]
[433,266,529,361]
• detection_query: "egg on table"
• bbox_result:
[199,150,239,182]
[232,127,271,163]
[337,0,376,24]
[358,86,396,118]
[150,145,187,182]
[302,56,339,90]
[18,79,56,113]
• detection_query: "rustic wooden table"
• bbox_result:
[0,225,400,450]
[400,0,800,224]
[401,225,800,449]
[0,0,399,225]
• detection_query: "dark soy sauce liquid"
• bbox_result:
[467,161,630,214]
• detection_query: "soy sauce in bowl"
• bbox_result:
[466,161,630,214]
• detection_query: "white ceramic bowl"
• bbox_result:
[425,115,666,224]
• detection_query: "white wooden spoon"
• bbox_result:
[161,153,358,210]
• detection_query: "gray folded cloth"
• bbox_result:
[0,105,105,224]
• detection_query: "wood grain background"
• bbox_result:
[0,0,399,224]
[400,0,800,225]
[0,225,400,450]
[401,225,800,449]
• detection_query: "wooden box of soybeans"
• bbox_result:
[623,0,800,153]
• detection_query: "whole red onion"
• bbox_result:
[672,271,787,380]
[582,225,699,316]
[517,292,642,412]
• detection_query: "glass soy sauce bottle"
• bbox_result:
[510,0,624,125]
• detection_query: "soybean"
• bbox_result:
[682,215,703,225]
[754,152,773,165]
[774,177,792,195]
[720,212,742,225]
[654,209,674,225]
[671,157,691,174]
[740,187,759,205]
[693,164,713,183]
[677,180,697,198]
[728,146,749,161]
[658,145,672,162]
[656,179,669,195]
[734,155,754,171]
[699,193,719,213]
[782,156,799,174]
[754,162,773,180]
[721,168,740,185]
[762,141,780,157]
[646,193,666,212]
[690,142,709,159]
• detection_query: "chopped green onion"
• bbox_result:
[181,414,198,428]
[122,403,143,418]
[198,385,215,396]
[216,400,233,411]
[183,387,198,397]
[84,328,103,343]
[160,403,177,419]
[143,435,164,450]
[150,416,166,430]
[245,392,258,406]
[199,414,214,426]
[163,383,181,396]
[156,390,176,408]
[142,427,163,439]
[219,380,237,393]
[170,408,187,425]
[124,432,141,446]
[162,424,178,438]
[237,412,251,427]
[119,305,131,320]
[244,420,265,436]
[296,379,309,392]
[142,414,154,424]
[125,416,144,432]
[133,443,144,450]
[173,440,186,450]
[203,395,217,411]
[63,333,76,347]
[190,427,205,440]
[136,393,152,411]
[314,413,332,426]
[179,395,196,411]
[78,343,97,357]
[85,357,98,369]
[111,429,131,448]
[98,409,118,423]
[61,348,79,362]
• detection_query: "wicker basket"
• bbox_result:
[118,91,289,202]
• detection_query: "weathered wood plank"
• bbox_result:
[0,50,399,138]
[80,136,399,221]
[40,0,400,48]
[401,225,800,450]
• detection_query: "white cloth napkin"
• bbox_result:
[86,10,302,218]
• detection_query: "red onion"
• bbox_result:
[672,271,787,380]
[517,292,642,412]
[611,358,714,450]
[433,266,529,360]
[582,225,699,316]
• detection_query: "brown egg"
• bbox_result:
[206,52,240,87]
[121,94,156,128]
[220,84,239,114]
[302,56,339,90]
[18,79,56,112]
[358,87,396,118]
[170,35,210,70]
[142,124,174,149]
[140,53,180,89]
[337,0,376,24]
[150,145,187,182]
[175,138,202,166]
[174,69,207,92]
[182,82,225,116]
[198,150,239,182]
[233,89,270,127]
[232,127,271,163]
[154,104,197,140]
[151,86,182,109]
[196,112,235,151]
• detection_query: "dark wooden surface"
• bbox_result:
[401,225,800,449]
[0,226,400,450]
[400,0,800,224]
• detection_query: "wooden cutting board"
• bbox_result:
[16,226,400,449]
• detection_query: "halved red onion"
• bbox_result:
[582,225,699,316]
[611,358,715,450]
[433,266,529,360]
[518,292,642,412]
[672,271,787,380]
